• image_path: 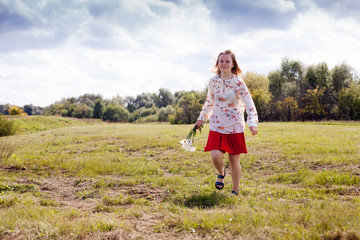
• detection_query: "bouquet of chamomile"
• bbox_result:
[179,125,203,152]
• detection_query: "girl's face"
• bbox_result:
[218,54,234,74]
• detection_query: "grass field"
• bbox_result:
[0,116,359,239]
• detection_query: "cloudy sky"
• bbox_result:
[1,0,360,107]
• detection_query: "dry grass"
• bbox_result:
[0,137,16,162]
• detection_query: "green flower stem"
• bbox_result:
[186,124,203,143]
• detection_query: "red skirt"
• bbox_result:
[204,131,248,154]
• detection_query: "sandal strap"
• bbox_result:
[215,182,224,190]
[231,190,239,196]
[217,170,226,179]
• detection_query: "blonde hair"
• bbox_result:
[214,49,242,76]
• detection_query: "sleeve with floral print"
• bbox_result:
[234,79,258,127]
[198,81,215,121]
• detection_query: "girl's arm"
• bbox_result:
[234,79,258,130]
[197,82,215,122]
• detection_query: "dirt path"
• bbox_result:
[9,176,205,240]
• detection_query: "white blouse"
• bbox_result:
[198,75,258,134]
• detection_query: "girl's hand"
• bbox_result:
[249,126,258,135]
[194,120,204,129]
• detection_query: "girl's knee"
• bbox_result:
[229,154,240,161]
[211,150,224,158]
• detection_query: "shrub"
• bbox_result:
[73,104,93,118]
[158,105,175,122]
[0,117,17,137]
[103,105,130,122]
[135,114,158,123]
[129,107,158,122]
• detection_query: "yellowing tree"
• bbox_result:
[300,87,327,120]
[276,96,299,121]
[9,106,28,116]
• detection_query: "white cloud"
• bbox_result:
[223,6,360,75]
[283,9,360,70]
[76,20,142,50]
[1,0,360,107]
[253,0,296,13]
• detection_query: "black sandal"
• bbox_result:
[215,171,226,190]
[231,190,239,196]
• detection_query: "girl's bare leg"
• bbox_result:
[211,150,225,187]
[228,154,242,193]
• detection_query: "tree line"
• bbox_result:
[263,58,359,121]
[1,58,359,123]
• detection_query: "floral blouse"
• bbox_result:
[198,75,258,134]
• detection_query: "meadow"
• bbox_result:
[0,116,359,239]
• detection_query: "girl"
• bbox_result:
[194,50,258,196]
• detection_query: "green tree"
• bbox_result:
[103,105,130,122]
[23,105,42,115]
[337,82,360,120]
[280,57,305,97]
[305,63,331,90]
[170,91,205,124]
[77,94,103,108]
[43,103,63,116]
[61,101,77,117]
[93,99,104,119]
[125,96,136,112]
[155,88,175,108]
[110,95,125,107]
[305,63,338,118]
[23,104,34,115]
[174,90,186,104]
[268,70,285,100]
[133,93,155,110]
[305,65,317,90]
[331,63,354,93]
[126,92,157,112]
[0,104,11,115]
[269,58,305,101]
